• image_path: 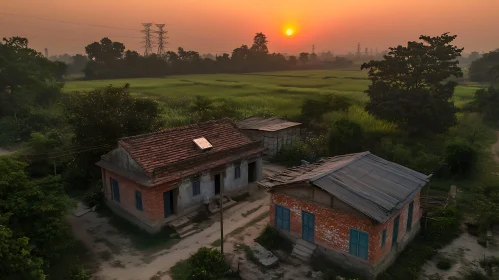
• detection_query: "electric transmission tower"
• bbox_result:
[155,24,168,55]
[356,43,361,57]
[141,23,153,56]
[312,44,315,54]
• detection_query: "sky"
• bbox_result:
[1,0,499,56]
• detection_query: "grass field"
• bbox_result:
[65,69,484,118]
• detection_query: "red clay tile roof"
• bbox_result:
[119,119,261,177]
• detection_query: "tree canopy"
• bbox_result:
[468,49,499,83]
[361,33,463,135]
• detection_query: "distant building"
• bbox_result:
[97,119,265,233]
[236,117,301,156]
[259,152,429,278]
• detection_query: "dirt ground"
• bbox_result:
[419,232,499,279]
[0,147,16,156]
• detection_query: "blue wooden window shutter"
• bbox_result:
[192,179,201,196]
[135,191,143,211]
[407,201,414,232]
[235,165,241,179]
[111,178,120,202]
[349,228,369,260]
[275,205,290,231]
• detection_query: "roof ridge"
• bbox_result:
[308,151,370,182]
[119,118,233,142]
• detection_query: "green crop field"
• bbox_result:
[64,69,483,118]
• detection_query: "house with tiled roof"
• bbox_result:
[258,152,429,278]
[97,119,265,233]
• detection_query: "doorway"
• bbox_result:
[302,211,315,243]
[214,174,221,195]
[248,162,256,183]
[163,190,174,218]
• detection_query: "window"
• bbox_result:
[110,178,120,202]
[135,191,143,211]
[407,201,414,232]
[275,205,290,231]
[381,229,386,248]
[349,228,368,260]
[192,179,201,196]
[235,165,241,179]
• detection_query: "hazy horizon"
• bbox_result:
[2,0,499,56]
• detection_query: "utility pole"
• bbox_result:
[141,23,153,56]
[312,44,315,54]
[155,24,168,56]
[220,178,224,256]
[356,43,361,57]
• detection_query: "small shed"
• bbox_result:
[236,117,301,156]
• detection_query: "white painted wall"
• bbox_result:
[175,158,263,213]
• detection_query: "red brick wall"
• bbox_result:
[270,191,421,264]
[102,169,177,225]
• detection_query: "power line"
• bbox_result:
[0,12,141,32]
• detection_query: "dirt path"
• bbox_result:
[79,193,270,280]
[0,147,16,156]
[492,131,499,164]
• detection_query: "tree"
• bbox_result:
[250,32,269,54]
[328,119,364,156]
[361,33,463,135]
[471,86,499,123]
[288,55,297,65]
[299,52,309,64]
[85,37,125,63]
[189,96,214,122]
[64,84,162,181]
[445,138,477,176]
[469,50,499,83]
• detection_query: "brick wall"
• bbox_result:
[270,191,421,265]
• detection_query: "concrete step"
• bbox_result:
[176,223,197,235]
[291,252,309,262]
[169,216,191,230]
[296,239,317,251]
[292,246,313,258]
[293,243,314,255]
[179,229,197,238]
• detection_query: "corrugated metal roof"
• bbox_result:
[259,152,429,223]
[236,117,301,132]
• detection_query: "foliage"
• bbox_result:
[63,84,162,183]
[472,184,499,233]
[361,33,463,135]
[68,265,90,280]
[462,269,490,280]
[468,49,499,83]
[169,247,238,280]
[444,138,477,176]
[254,226,293,254]
[300,94,353,123]
[271,135,327,167]
[328,119,364,156]
[83,184,104,208]
[436,255,453,270]
[422,206,461,246]
[470,86,499,123]
[0,157,76,277]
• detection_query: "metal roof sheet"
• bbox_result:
[259,152,429,223]
[236,117,301,131]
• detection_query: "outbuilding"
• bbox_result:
[258,152,429,278]
[96,119,265,233]
[236,117,301,156]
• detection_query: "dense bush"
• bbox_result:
[445,138,477,176]
[436,255,453,270]
[468,49,499,83]
[83,184,104,208]
[300,94,353,123]
[254,225,293,253]
[327,119,364,156]
[271,135,327,167]
[170,247,238,280]
[423,206,461,246]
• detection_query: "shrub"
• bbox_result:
[327,119,364,156]
[300,95,352,122]
[83,184,104,208]
[271,135,327,167]
[445,138,477,176]
[423,206,461,246]
[188,248,235,280]
[69,265,90,280]
[254,226,293,254]
[436,256,453,270]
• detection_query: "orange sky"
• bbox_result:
[1,0,499,56]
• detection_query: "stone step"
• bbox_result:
[179,229,198,238]
[293,243,315,255]
[176,223,197,235]
[291,250,310,261]
[292,246,313,259]
[169,216,191,230]
[295,239,317,251]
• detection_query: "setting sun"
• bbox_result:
[285,28,294,36]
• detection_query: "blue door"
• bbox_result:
[392,215,400,248]
[302,211,315,243]
[163,191,173,217]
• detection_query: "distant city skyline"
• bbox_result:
[1,0,499,56]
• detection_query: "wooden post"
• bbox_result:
[424,173,433,229]
[220,178,224,256]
